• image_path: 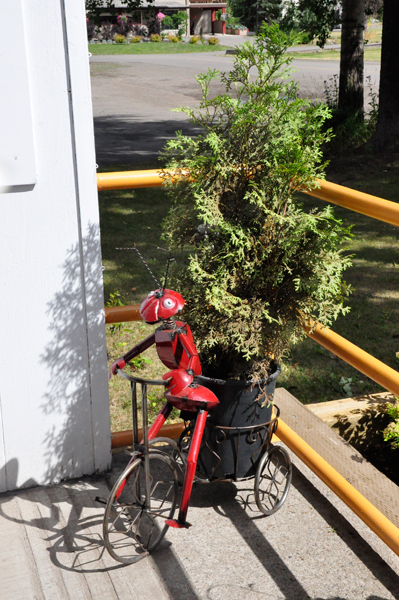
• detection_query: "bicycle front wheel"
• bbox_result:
[103,450,178,564]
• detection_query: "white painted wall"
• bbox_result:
[0,0,111,492]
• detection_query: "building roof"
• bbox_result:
[96,0,226,8]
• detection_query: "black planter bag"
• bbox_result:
[195,363,281,480]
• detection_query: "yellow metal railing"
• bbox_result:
[97,170,399,228]
[100,169,399,557]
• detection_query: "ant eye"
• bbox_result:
[148,291,155,297]
[163,298,174,308]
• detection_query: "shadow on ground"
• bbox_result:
[0,455,398,599]
[94,116,202,167]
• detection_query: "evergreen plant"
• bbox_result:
[160,24,352,382]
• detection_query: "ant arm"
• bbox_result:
[179,330,200,376]
[108,332,156,379]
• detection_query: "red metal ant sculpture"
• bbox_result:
[109,282,219,529]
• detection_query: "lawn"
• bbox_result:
[98,156,399,431]
[89,42,229,55]
[289,47,381,61]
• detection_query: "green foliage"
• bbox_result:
[150,33,162,42]
[173,11,188,29]
[127,355,153,370]
[208,37,220,45]
[383,399,399,449]
[167,33,179,43]
[162,15,174,29]
[114,33,126,43]
[106,290,125,308]
[297,0,336,48]
[190,35,201,44]
[229,0,282,31]
[162,11,187,32]
[324,75,379,153]
[130,35,142,43]
[106,291,126,334]
[226,16,243,28]
[160,24,352,381]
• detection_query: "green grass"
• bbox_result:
[89,42,229,55]
[289,47,381,61]
[99,158,399,429]
[99,166,177,430]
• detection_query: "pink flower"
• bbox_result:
[157,12,166,20]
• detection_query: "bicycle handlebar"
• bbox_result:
[115,367,167,387]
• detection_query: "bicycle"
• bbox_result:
[102,369,292,564]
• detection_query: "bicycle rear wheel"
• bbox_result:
[254,445,292,516]
[103,450,178,564]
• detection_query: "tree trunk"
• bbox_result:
[371,0,399,152]
[338,0,365,115]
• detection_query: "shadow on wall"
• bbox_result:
[0,458,38,492]
[40,222,109,484]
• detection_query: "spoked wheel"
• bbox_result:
[103,450,178,564]
[254,445,292,516]
[149,437,187,485]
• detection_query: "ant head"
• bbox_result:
[139,288,185,324]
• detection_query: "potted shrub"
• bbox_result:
[160,24,352,477]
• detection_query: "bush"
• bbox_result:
[173,10,188,31]
[86,19,96,42]
[162,15,174,29]
[323,74,379,153]
[148,13,161,35]
[190,35,200,44]
[208,36,220,45]
[114,34,126,44]
[296,30,313,45]
[151,33,162,42]
[99,21,114,42]
[130,35,142,43]
[167,34,179,43]
[383,400,399,449]
[132,23,149,37]
[161,24,352,381]
[115,14,133,37]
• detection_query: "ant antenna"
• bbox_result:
[157,247,175,291]
[116,246,161,288]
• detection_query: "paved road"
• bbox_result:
[90,50,380,167]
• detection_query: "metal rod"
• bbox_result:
[97,169,399,229]
[105,305,141,323]
[141,383,151,509]
[304,320,399,397]
[131,381,138,451]
[304,178,399,229]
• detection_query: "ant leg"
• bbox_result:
[166,409,208,529]
[146,401,173,442]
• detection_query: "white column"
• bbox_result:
[0,0,111,492]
